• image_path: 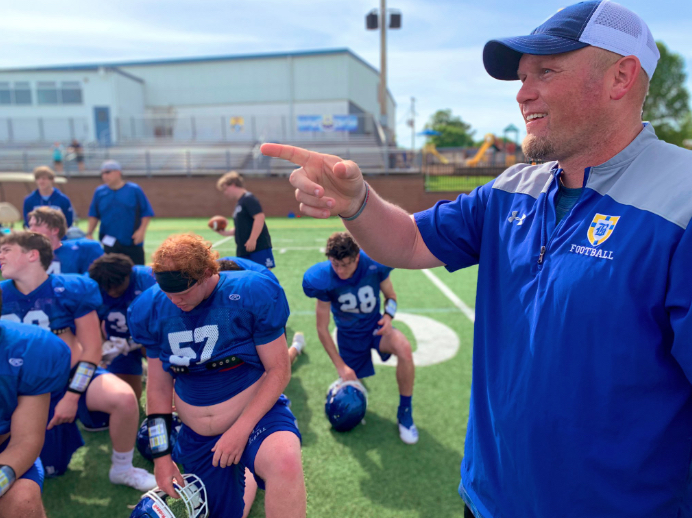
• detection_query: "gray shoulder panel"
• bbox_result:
[587,139,692,229]
[492,161,557,199]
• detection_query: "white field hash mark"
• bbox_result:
[422,269,475,323]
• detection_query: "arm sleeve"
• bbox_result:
[19,331,71,396]
[302,271,331,302]
[251,278,290,346]
[667,225,692,383]
[413,181,493,272]
[88,192,99,218]
[127,293,160,356]
[243,195,263,217]
[136,187,155,218]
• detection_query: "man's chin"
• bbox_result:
[522,135,556,162]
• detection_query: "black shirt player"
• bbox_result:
[215,171,275,268]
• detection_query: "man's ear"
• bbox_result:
[27,248,41,264]
[610,55,641,101]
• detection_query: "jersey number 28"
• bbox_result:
[338,286,377,314]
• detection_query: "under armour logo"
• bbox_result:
[507,211,526,226]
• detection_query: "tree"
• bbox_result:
[643,41,691,146]
[425,109,475,148]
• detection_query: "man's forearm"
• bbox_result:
[343,187,429,269]
[0,435,43,478]
[317,327,346,370]
[87,217,99,236]
[136,216,152,234]
[249,214,265,241]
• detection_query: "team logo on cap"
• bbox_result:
[587,214,620,247]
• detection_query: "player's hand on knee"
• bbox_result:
[260,143,366,219]
[375,315,394,336]
[337,364,358,382]
[47,395,79,430]
[211,425,250,468]
[154,457,184,499]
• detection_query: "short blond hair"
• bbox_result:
[216,171,244,191]
[33,166,55,181]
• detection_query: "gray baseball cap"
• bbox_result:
[100,159,122,172]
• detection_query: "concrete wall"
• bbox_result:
[1,175,459,221]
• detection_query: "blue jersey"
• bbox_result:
[96,266,155,340]
[49,238,104,275]
[128,271,289,406]
[88,182,155,247]
[23,188,74,227]
[0,275,102,334]
[0,321,70,435]
[220,256,279,284]
[302,252,392,336]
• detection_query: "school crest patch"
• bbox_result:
[587,213,620,247]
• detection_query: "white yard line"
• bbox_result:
[291,307,461,316]
[211,236,234,249]
[421,269,475,323]
[279,247,325,254]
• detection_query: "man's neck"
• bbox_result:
[51,239,62,252]
[14,270,49,295]
[38,187,54,197]
[109,179,126,190]
[202,274,220,301]
[558,121,643,188]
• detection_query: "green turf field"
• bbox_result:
[425,175,494,192]
[42,217,476,518]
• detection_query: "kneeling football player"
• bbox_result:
[0,316,71,518]
[303,232,418,443]
[0,232,156,490]
[128,234,306,518]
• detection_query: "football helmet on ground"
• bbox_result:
[129,473,208,518]
[325,379,368,432]
[136,414,183,462]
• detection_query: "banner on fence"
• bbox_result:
[297,115,358,132]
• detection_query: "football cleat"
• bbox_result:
[129,473,208,518]
[110,466,157,492]
[136,414,183,462]
[325,379,368,432]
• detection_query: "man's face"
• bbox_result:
[162,280,207,312]
[107,276,130,299]
[35,176,53,191]
[101,169,121,187]
[329,255,359,280]
[222,184,240,200]
[0,243,32,279]
[516,48,608,163]
[28,217,58,240]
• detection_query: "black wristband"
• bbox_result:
[0,464,16,498]
[67,361,97,394]
[147,413,173,459]
[384,298,397,319]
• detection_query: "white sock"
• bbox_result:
[111,448,134,471]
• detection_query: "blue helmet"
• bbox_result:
[325,379,368,432]
[136,414,183,462]
[129,473,208,518]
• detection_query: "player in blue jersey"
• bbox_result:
[303,232,417,444]
[0,316,71,518]
[219,256,306,364]
[28,207,104,274]
[0,232,156,491]
[22,166,74,228]
[88,253,156,402]
[128,234,305,518]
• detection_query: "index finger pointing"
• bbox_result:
[260,143,313,166]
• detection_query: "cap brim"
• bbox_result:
[483,35,589,80]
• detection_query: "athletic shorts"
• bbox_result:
[76,366,110,430]
[0,437,44,491]
[173,395,300,518]
[41,390,84,478]
[106,348,144,376]
[337,325,392,379]
[245,248,275,269]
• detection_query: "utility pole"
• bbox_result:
[409,97,416,150]
[380,0,387,134]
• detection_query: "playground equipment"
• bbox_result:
[466,134,497,167]
[422,143,449,164]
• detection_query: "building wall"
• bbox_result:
[2,175,458,221]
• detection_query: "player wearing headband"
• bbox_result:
[128,234,305,518]
[88,253,156,401]
[28,207,104,274]
[0,315,70,518]
[0,232,156,491]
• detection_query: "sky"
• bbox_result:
[1,0,690,148]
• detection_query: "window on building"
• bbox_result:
[60,81,82,104]
[13,82,32,105]
[37,81,59,105]
[0,83,10,105]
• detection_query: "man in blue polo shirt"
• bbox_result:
[86,160,154,265]
[23,166,74,228]
[263,2,692,517]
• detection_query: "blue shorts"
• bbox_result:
[173,395,300,518]
[337,325,392,379]
[106,348,144,376]
[76,366,110,430]
[0,437,44,491]
[41,390,84,478]
[245,248,275,269]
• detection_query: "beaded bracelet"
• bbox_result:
[339,183,370,221]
